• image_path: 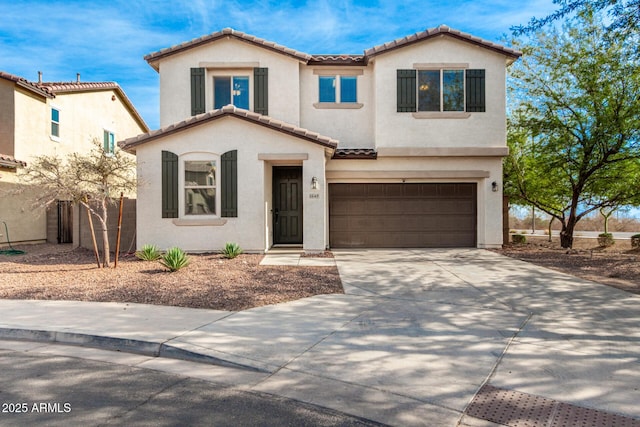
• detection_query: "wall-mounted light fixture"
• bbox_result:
[491,181,499,192]
[311,176,319,190]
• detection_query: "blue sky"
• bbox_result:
[0,0,557,130]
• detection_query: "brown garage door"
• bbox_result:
[329,183,477,248]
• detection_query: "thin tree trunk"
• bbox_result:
[84,199,101,268]
[114,193,124,269]
[101,198,110,268]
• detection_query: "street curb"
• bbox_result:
[0,327,267,373]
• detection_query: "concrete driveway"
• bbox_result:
[1,249,639,426]
[328,249,640,425]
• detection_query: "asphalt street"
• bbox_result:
[0,348,383,427]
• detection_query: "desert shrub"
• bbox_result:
[632,234,640,248]
[597,233,615,247]
[222,242,243,259]
[159,247,190,272]
[512,234,527,244]
[135,244,162,261]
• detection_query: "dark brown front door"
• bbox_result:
[273,166,303,244]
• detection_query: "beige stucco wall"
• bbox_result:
[0,80,16,157]
[325,155,504,248]
[14,89,146,161]
[0,181,47,245]
[299,65,374,148]
[135,116,328,252]
[158,38,303,127]
[11,88,49,162]
[371,36,508,149]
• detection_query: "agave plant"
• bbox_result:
[135,244,162,261]
[159,247,190,272]
[222,242,243,259]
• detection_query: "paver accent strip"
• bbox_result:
[465,384,640,427]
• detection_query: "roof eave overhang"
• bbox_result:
[145,32,311,72]
[120,109,337,154]
[365,32,522,61]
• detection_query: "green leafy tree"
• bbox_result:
[505,10,640,248]
[512,0,640,35]
[18,140,136,267]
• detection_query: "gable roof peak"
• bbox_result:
[364,25,522,59]
[144,28,312,69]
[120,105,338,153]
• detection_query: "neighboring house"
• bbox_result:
[120,26,521,252]
[0,71,148,245]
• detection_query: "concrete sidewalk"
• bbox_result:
[1,249,639,426]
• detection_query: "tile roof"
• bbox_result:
[0,71,54,98]
[308,55,367,66]
[144,25,521,71]
[0,72,148,132]
[145,28,313,69]
[39,81,120,93]
[119,105,338,153]
[332,148,378,159]
[364,25,522,59]
[0,153,27,168]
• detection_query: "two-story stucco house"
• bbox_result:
[0,71,148,245]
[120,26,521,253]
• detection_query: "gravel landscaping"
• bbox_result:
[495,235,640,295]
[0,244,342,311]
[1,238,638,311]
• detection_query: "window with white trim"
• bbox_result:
[213,76,249,109]
[103,130,115,154]
[184,160,217,215]
[319,75,358,103]
[418,69,464,112]
[51,107,60,138]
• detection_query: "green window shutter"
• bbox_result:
[161,150,178,218]
[397,69,417,112]
[253,67,268,115]
[103,130,109,152]
[221,150,238,217]
[191,67,205,116]
[465,69,486,112]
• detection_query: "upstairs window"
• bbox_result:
[319,76,336,103]
[418,70,464,112]
[191,67,267,116]
[214,76,249,110]
[103,130,115,154]
[51,107,60,138]
[397,68,485,113]
[318,75,358,103]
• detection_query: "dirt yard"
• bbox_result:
[0,244,342,311]
[1,238,638,311]
[495,235,640,294]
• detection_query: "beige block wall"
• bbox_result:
[77,199,137,254]
[372,36,508,149]
[158,38,303,127]
[135,117,328,252]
